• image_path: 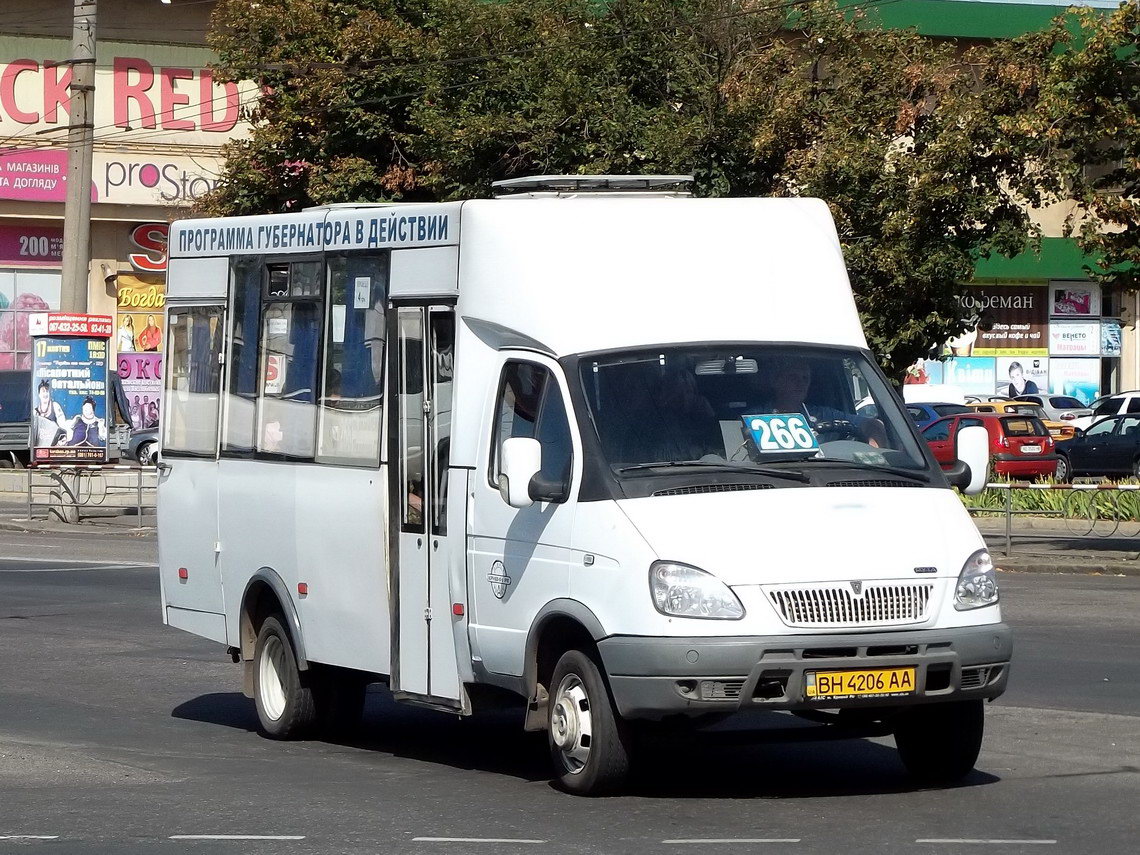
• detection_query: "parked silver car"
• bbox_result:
[1012,394,1093,425]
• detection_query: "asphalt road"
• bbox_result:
[0,531,1137,855]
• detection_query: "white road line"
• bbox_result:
[0,836,59,840]
[663,840,800,845]
[168,836,305,841]
[413,838,547,844]
[916,840,1057,845]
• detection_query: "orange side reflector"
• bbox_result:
[177,567,188,580]
[297,582,309,596]
[452,603,464,616]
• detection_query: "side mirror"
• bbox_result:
[947,424,990,495]
[499,437,542,509]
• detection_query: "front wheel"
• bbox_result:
[136,441,156,467]
[253,615,319,739]
[893,699,984,784]
[548,649,631,795]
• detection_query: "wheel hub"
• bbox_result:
[551,697,579,749]
[551,674,593,773]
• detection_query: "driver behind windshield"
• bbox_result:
[761,355,886,448]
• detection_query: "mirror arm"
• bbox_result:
[944,460,971,491]
[528,473,569,504]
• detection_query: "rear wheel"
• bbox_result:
[253,615,319,739]
[547,649,631,795]
[894,699,984,784]
[1054,454,1071,483]
[136,441,156,467]
[1132,458,1140,480]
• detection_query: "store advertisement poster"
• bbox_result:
[1051,282,1100,317]
[117,353,162,430]
[31,336,109,463]
[943,357,996,395]
[1101,321,1122,357]
[995,357,1048,398]
[1048,358,1101,406]
[951,284,1049,356]
[1048,321,1101,356]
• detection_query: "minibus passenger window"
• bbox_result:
[224,257,261,454]
[258,301,320,458]
[163,306,223,456]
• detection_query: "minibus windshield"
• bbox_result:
[578,345,930,479]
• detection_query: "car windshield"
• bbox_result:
[1050,396,1085,409]
[1009,404,1047,418]
[578,345,930,477]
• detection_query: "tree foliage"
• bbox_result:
[201,0,1130,376]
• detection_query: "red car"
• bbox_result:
[922,412,1058,479]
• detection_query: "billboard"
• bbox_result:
[118,352,162,431]
[953,285,1049,356]
[31,336,109,463]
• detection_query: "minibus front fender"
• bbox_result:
[522,599,608,731]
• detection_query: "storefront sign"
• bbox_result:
[31,335,109,463]
[953,285,1048,356]
[1051,282,1100,317]
[0,224,63,264]
[28,313,113,338]
[1049,321,1101,356]
[115,275,164,354]
[943,357,996,396]
[1048,358,1101,406]
[128,223,169,273]
[0,49,253,148]
[1101,321,1122,358]
[117,352,162,431]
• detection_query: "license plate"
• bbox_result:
[1021,445,1041,454]
[805,667,916,700]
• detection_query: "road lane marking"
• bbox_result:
[664,840,800,845]
[916,841,1057,845]
[168,836,305,841]
[0,837,59,840]
[413,839,546,844]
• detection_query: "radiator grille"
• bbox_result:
[765,582,934,628]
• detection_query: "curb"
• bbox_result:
[995,559,1140,576]
[0,516,155,537]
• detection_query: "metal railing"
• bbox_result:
[970,481,1140,555]
[22,465,156,529]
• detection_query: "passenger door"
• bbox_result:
[1071,418,1118,476]
[157,304,226,641]
[922,417,955,469]
[1100,415,1140,475]
[388,304,462,708]
[469,356,577,679]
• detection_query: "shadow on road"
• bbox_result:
[172,687,1000,798]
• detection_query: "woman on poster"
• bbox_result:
[117,316,136,352]
[138,315,162,352]
[32,380,67,447]
[65,396,108,447]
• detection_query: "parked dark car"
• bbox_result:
[923,412,1058,479]
[905,402,972,429]
[1054,414,1140,482]
[126,427,158,467]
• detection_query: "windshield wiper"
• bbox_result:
[767,458,933,483]
[615,461,811,483]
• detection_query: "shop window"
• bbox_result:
[316,254,388,466]
[0,268,61,370]
[224,257,262,453]
[163,305,223,456]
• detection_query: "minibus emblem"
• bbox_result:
[849,581,863,596]
[488,561,512,599]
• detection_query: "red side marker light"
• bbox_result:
[177,567,188,580]
[298,582,309,597]
[452,603,464,616]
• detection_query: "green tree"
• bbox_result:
[203,0,1037,376]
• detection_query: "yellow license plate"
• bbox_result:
[805,667,916,700]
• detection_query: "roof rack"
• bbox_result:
[491,174,694,198]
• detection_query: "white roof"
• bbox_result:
[455,196,866,356]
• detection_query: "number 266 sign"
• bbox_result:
[742,413,819,453]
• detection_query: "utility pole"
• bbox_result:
[60,0,97,314]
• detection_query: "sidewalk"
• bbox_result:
[974,515,1140,576]
[0,502,155,537]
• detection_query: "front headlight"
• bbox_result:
[649,561,745,620]
[955,549,999,610]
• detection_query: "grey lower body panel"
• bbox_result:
[598,624,1012,720]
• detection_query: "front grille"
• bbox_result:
[764,582,934,628]
[826,479,922,488]
[960,666,990,690]
[653,483,774,496]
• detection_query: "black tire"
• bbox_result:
[894,699,985,785]
[314,670,368,738]
[547,649,631,795]
[1055,454,1071,483]
[252,615,319,739]
[136,442,156,467]
[1132,458,1140,480]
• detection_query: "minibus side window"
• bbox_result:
[489,361,572,490]
[223,257,261,454]
[316,254,388,466]
[163,306,223,456]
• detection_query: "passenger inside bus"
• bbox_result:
[613,362,722,465]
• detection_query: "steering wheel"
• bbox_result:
[814,418,861,443]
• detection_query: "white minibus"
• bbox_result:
[158,175,1007,795]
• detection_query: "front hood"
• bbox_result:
[616,486,983,587]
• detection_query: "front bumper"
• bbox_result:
[598,623,1012,720]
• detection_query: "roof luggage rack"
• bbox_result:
[491,174,694,198]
